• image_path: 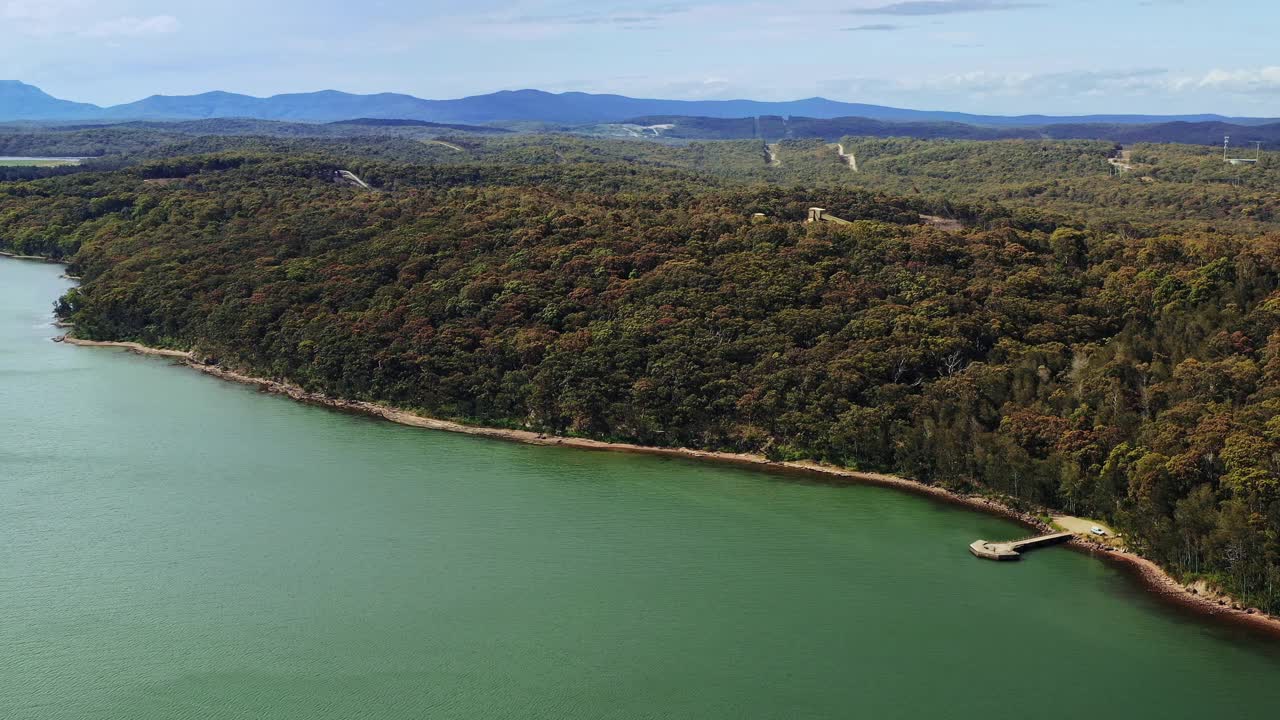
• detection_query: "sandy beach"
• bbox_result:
[57,334,1280,638]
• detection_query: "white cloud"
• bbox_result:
[1193,67,1280,95]
[3,2,178,38]
[824,67,1280,101]
[81,15,181,38]
[848,1,1044,16]
[2,0,89,36]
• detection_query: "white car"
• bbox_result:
[1090,526,1107,537]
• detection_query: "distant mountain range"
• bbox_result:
[3,80,1276,127]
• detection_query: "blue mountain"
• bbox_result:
[2,81,1275,127]
[0,81,101,121]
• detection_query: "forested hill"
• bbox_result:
[2,144,1279,615]
[1,130,1275,233]
[607,115,1280,146]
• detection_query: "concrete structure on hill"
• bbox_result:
[806,207,851,225]
[1224,136,1261,165]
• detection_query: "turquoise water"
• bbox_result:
[2,258,1279,719]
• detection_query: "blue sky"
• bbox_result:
[4,0,1279,115]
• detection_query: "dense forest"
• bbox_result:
[609,115,1280,144]
[2,134,1278,613]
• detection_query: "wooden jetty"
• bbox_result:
[969,532,1073,561]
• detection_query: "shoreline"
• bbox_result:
[55,337,194,359]
[0,250,67,264]
[57,334,1280,639]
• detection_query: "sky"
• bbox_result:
[4,0,1279,115]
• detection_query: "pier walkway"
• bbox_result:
[969,532,1073,561]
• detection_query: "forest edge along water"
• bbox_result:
[8,251,1279,639]
[43,296,1280,639]
[7,255,1280,719]
[20,255,1277,641]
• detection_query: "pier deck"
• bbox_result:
[969,532,1073,561]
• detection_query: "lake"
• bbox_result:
[2,257,1279,719]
